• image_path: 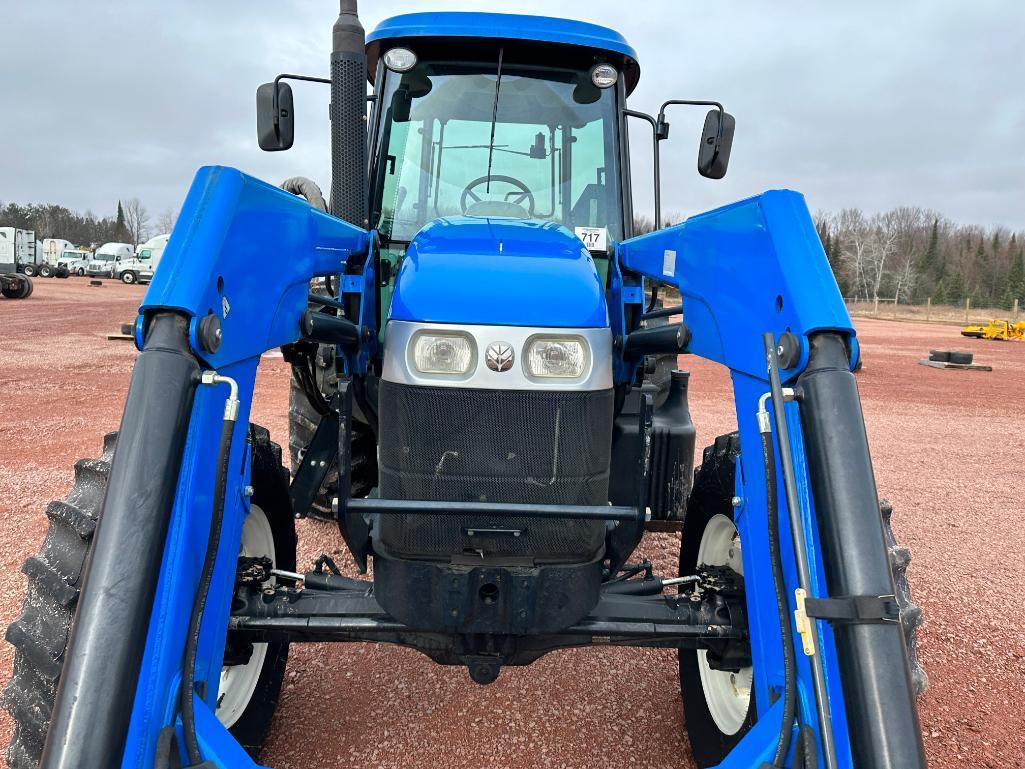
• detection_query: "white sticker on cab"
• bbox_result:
[662,249,677,277]
[574,226,608,253]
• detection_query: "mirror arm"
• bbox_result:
[271,73,332,130]
[657,99,726,153]
[622,108,662,231]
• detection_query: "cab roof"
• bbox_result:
[366,12,640,94]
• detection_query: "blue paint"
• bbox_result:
[140,166,370,369]
[389,216,609,328]
[367,12,640,93]
[619,189,855,381]
[620,190,858,766]
[122,359,258,768]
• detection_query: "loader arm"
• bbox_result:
[618,190,926,769]
[41,166,370,769]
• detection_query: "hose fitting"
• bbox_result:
[201,370,240,422]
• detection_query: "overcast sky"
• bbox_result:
[2,1,1023,230]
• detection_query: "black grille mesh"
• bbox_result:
[377,382,613,561]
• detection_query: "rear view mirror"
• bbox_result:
[697,109,735,179]
[391,87,412,123]
[257,81,294,151]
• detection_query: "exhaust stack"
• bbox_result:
[330,0,368,227]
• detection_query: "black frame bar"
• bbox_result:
[347,497,644,522]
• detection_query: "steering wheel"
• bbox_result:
[460,175,536,217]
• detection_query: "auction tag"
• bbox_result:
[575,226,608,252]
[662,249,677,277]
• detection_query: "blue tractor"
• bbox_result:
[4,4,927,768]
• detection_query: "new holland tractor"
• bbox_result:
[3,4,927,769]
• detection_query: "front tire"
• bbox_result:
[2,425,295,767]
[679,434,755,767]
[216,426,297,756]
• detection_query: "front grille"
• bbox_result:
[377,382,613,562]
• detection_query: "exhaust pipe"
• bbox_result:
[330,0,368,227]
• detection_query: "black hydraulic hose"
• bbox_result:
[181,386,238,766]
[760,430,796,767]
[763,333,838,769]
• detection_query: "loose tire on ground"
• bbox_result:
[948,351,973,365]
[2,425,296,766]
[928,349,951,362]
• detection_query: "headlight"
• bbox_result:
[411,332,475,375]
[383,47,417,73]
[526,337,588,379]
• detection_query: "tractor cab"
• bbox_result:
[367,33,630,247]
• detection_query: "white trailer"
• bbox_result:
[0,227,40,275]
[42,239,75,264]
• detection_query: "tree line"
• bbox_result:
[636,207,1025,311]
[816,207,1025,310]
[0,199,176,249]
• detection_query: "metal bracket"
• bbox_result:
[804,594,900,625]
[793,587,816,657]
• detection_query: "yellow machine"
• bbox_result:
[961,319,1025,340]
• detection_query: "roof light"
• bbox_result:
[590,64,619,89]
[383,47,417,73]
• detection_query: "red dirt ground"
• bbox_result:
[0,279,1022,768]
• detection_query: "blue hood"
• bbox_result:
[388,217,608,328]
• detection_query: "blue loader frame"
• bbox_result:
[38,166,925,769]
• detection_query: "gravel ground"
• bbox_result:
[0,279,1022,768]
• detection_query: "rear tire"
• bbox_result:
[2,425,295,767]
[121,271,138,285]
[37,265,52,278]
[678,433,755,767]
[21,265,36,277]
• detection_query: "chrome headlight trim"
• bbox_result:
[383,321,613,391]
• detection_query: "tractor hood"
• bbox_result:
[388,217,608,328]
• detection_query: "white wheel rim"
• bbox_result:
[216,504,274,728]
[695,514,752,735]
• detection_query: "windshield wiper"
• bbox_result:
[485,47,505,193]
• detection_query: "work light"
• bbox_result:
[590,63,618,89]
[525,337,588,379]
[411,332,475,375]
[383,47,418,72]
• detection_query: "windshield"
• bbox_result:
[370,57,623,243]
[94,253,116,261]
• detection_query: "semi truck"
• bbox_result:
[85,242,134,277]
[114,233,171,284]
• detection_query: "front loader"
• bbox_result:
[4,4,927,768]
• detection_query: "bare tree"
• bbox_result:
[122,198,150,246]
[836,208,871,301]
[864,213,898,306]
[156,207,177,235]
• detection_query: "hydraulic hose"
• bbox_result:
[181,374,239,766]
[759,428,797,767]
